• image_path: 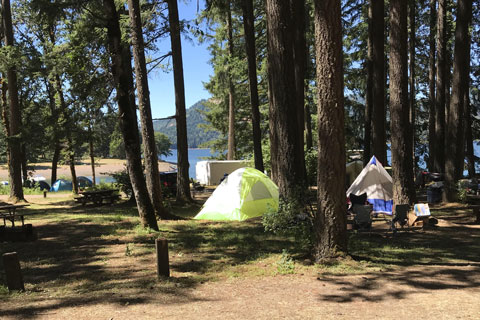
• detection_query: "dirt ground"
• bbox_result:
[1,202,479,319]
[0,159,176,182]
[1,185,480,319]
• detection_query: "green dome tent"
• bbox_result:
[194,167,279,221]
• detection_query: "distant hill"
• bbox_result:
[153,100,220,149]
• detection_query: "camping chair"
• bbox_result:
[391,204,409,233]
[352,204,373,232]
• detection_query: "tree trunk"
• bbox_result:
[444,0,472,201]
[166,0,192,203]
[365,0,373,165]
[292,0,306,183]
[266,0,303,201]
[312,0,347,261]
[390,0,416,205]
[241,0,264,173]
[226,4,236,160]
[104,0,158,230]
[371,0,386,165]
[89,125,96,187]
[128,0,170,219]
[21,144,28,185]
[69,143,78,194]
[51,143,60,185]
[434,0,446,174]
[409,0,416,171]
[3,0,25,202]
[428,0,436,172]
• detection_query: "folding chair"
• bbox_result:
[352,204,373,232]
[391,204,410,233]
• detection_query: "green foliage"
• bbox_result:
[305,148,318,186]
[457,181,468,203]
[262,198,312,250]
[276,249,295,274]
[109,125,126,159]
[154,132,172,157]
[110,166,133,199]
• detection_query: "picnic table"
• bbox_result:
[0,204,31,227]
[74,189,120,206]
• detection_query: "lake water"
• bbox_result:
[160,148,215,179]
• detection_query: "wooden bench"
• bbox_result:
[0,205,31,227]
[75,190,120,206]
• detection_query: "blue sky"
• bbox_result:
[148,0,212,119]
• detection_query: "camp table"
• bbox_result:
[0,204,31,227]
[75,189,120,206]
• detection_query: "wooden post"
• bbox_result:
[155,238,170,278]
[473,206,480,224]
[43,191,47,198]
[2,252,25,292]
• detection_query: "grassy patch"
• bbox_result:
[1,194,479,306]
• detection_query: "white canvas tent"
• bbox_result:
[196,160,250,185]
[346,155,393,214]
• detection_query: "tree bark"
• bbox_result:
[3,0,25,202]
[312,0,347,260]
[266,0,303,201]
[371,0,386,165]
[128,0,170,218]
[428,0,436,172]
[390,0,416,205]
[51,143,60,185]
[89,125,96,187]
[166,0,192,203]
[364,0,373,165]
[291,0,306,184]
[69,142,78,194]
[241,0,264,173]
[409,0,416,171]
[226,4,236,160]
[434,0,446,174]
[444,0,472,201]
[104,0,158,230]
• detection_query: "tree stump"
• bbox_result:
[155,238,170,278]
[2,252,24,291]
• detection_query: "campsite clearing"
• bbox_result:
[1,193,480,319]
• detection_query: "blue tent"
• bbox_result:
[77,176,93,189]
[50,179,73,192]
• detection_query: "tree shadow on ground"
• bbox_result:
[318,223,480,303]
[0,201,299,319]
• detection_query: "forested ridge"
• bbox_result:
[153,100,220,148]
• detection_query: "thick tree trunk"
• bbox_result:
[104,0,158,230]
[266,0,303,201]
[129,0,171,218]
[21,144,27,185]
[371,0,386,165]
[3,0,25,202]
[166,0,192,203]
[409,0,416,171]
[242,0,264,173]
[365,0,373,165]
[434,0,446,174]
[312,0,347,261]
[292,0,306,183]
[226,5,236,160]
[390,0,416,205]
[445,0,472,201]
[428,0,436,172]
